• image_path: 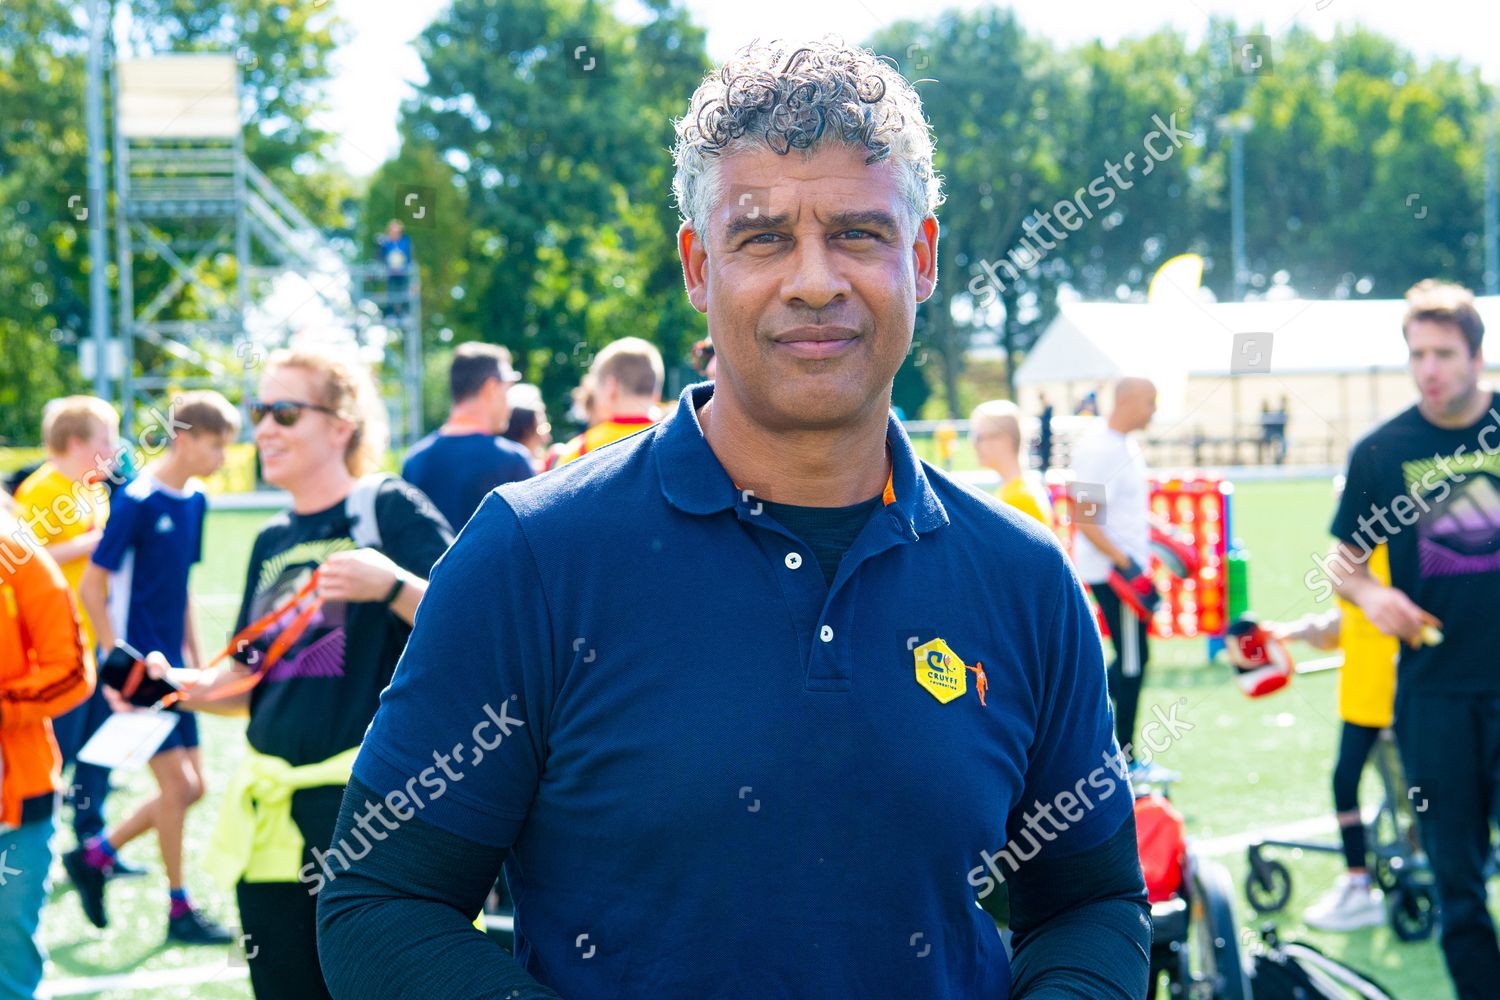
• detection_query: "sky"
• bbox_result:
[316,0,1500,176]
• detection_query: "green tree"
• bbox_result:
[0,0,88,443]
[871,9,1073,411]
[1059,31,1207,298]
[360,143,472,354]
[0,0,345,444]
[124,0,346,204]
[394,0,709,426]
[1192,23,1492,299]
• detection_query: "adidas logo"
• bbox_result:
[155,514,175,534]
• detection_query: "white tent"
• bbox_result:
[1011,296,1500,461]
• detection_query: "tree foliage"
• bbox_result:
[4,3,1497,438]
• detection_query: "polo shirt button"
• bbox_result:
[820,625,834,643]
[785,552,802,570]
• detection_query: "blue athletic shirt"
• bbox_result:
[401,431,534,531]
[90,474,206,668]
[353,382,1133,998]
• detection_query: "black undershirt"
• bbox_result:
[316,778,1148,998]
[759,493,884,587]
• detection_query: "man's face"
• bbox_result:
[1407,319,1482,418]
[970,429,1013,471]
[680,143,938,431]
[487,377,512,434]
[1117,386,1158,432]
[1135,389,1158,431]
[179,430,231,479]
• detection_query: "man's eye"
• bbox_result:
[744,232,783,245]
[839,229,876,240]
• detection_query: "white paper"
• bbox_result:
[77,711,179,769]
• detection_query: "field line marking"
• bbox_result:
[42,963,247,996]
[1193,806,1383,859]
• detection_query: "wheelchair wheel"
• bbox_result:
[1369,806,1404,893]
[1244,857,1292,914]
[1187,856,1252,1000]
[1372,851,1400,894]
[1388,881,1438,942]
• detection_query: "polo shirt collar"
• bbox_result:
[655,382,948,537]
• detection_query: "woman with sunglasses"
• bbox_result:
[176,347,451,999]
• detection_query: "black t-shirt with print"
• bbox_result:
[235,478,452,767]
[1331,392,1500,694]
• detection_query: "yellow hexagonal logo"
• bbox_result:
[914,638,967,704]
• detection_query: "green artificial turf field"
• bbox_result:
[37,480,1468,998]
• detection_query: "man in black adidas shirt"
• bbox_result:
[1325,279,1500,1000]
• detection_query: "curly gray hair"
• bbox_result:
[671,39,943,235]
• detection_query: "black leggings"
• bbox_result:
[1333,722,1382,813]
[1331,722,1382,870]
[1093,584,1150,758]
[236,785,344,1000]
[237,881,332,1000]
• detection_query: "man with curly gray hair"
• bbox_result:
[318,38,1149,1000]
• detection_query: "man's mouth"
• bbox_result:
[773,327,859,360]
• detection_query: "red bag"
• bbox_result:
[1134,792,1187,902]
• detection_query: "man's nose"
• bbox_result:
[782,239,850,311]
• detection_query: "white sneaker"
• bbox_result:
[1303,874,1384,932]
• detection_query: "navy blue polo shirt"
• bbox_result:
[355,382,1130,999]
[401,430,533,530]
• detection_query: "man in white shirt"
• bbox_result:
[1069,377,1158,763]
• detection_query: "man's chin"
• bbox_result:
[756,383,888,431]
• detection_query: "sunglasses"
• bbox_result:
[250,400,338,428]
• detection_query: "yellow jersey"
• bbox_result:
[1335,545,1398,729]
[546,415,658,470]
[997,475,1054,529]
[12,463,109,648]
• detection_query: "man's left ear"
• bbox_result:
[913,216,939,303]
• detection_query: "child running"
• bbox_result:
[62,391,241,944]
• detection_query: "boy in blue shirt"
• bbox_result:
[65,391,241,945]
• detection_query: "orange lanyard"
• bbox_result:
[151,572,325,710]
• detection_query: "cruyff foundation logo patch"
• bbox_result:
[914,638,988,705]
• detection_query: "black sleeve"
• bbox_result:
[1007,812,1152,1000]
[377,479,454,578]
[316,776,561,1000]
[1330,439,1378,545]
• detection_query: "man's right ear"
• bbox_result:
[679,222,708,314]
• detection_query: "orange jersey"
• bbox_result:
[0,510,94,826]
